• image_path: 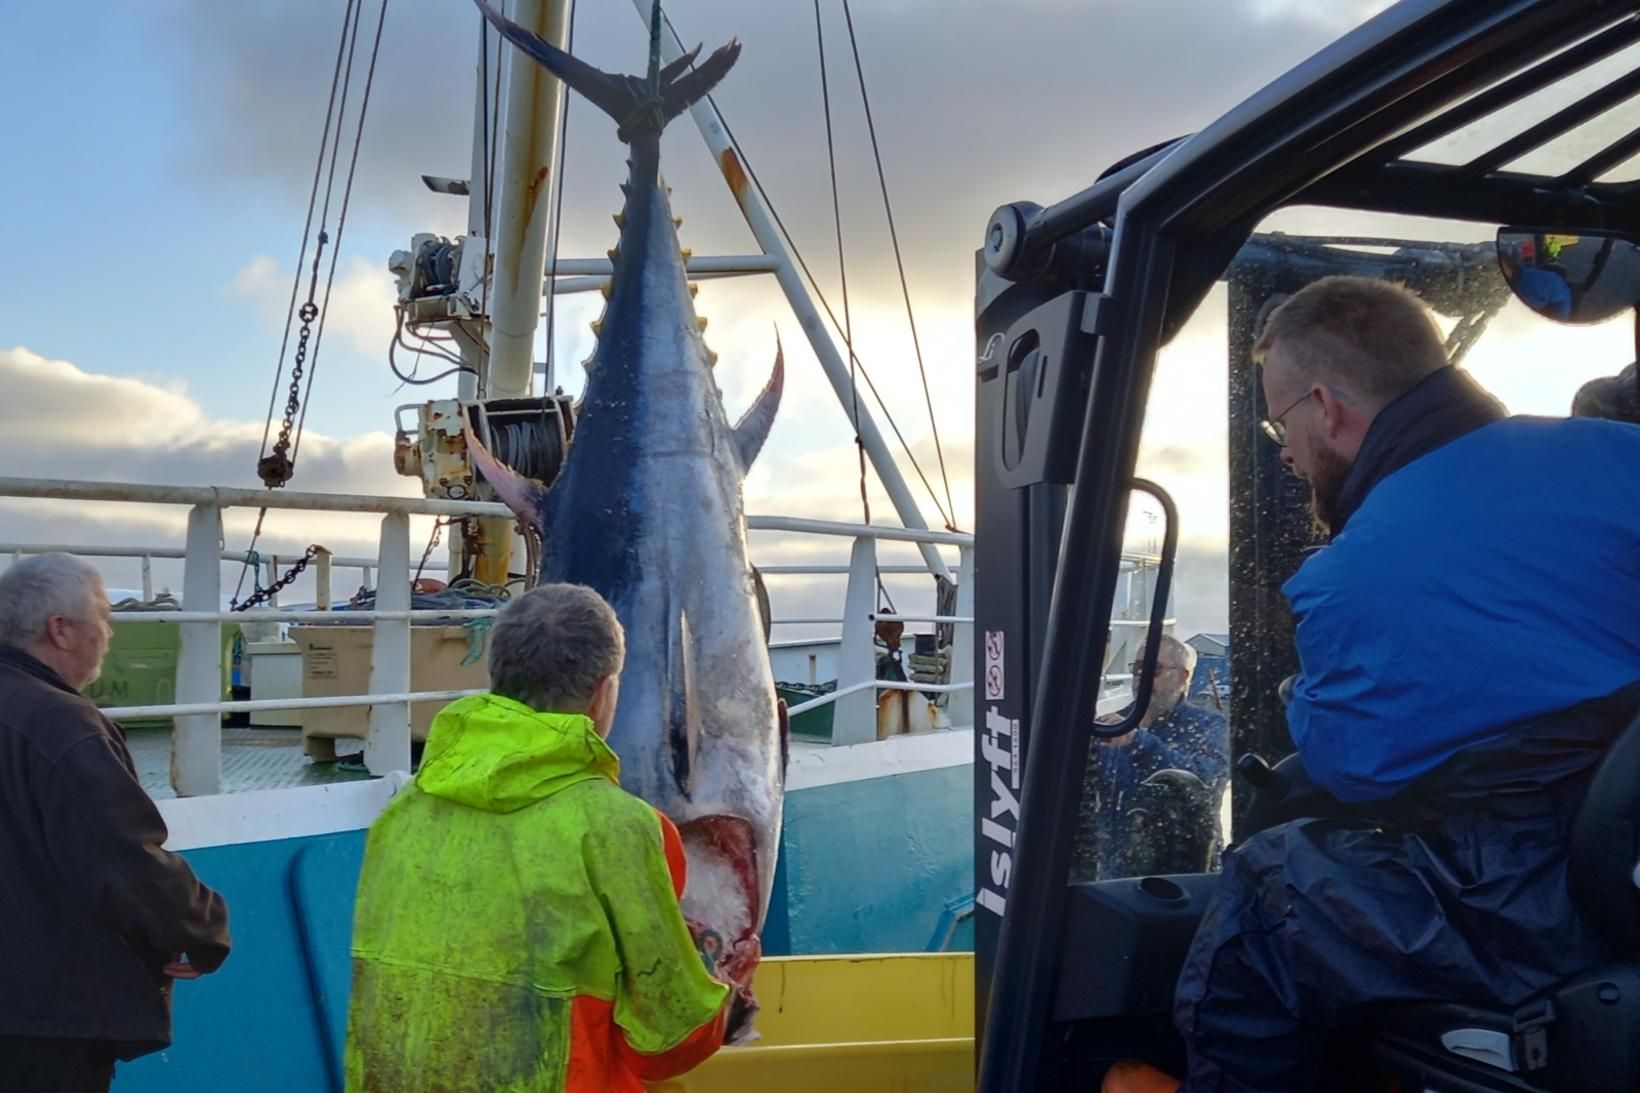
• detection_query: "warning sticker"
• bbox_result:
[984,630,1005,701]
[307,651,339,680]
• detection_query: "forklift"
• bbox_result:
[972,2,1640,1091]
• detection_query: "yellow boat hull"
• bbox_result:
[649,952,975,1092]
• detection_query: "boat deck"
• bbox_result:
[128,724,374,799]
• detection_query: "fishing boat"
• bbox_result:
[0,3,1159,1087]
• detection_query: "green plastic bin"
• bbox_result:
[777,682,837,742]
[84,620,239,729]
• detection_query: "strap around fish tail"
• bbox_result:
[473,0,740,143]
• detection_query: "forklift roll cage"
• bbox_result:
[973,2,1640,1091]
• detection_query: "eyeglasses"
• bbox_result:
[1130,662,1183,677]
[1260,390,1312,446]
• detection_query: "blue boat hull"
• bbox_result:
[114,736,973,1091]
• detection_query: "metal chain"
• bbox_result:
[259,232,330,489]
[232,546,320,612]
[413,519,447,584]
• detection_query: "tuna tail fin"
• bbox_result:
[732,333,784,472]
[473,0,739,142]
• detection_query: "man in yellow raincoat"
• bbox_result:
[344,582,733,1092]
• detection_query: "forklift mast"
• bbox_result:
[970,2,1640,1090]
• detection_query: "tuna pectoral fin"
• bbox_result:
[464,421,550,531]
[732,335,784,472]
[474,0,739,140]
[667,609,702,795]
[777,697,789,783]
[750,565,771,642]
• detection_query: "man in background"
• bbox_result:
[1074,634,1230,881]
[1572,360,1640,423]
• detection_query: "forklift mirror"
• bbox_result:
[1496,227,1640,326]
[1092,478,1178,740]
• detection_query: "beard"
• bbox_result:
[1304,442,1353,536]
[1139,685,1185,727]
[73,656,103,691]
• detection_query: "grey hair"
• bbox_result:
[1160,634,1197,675]
[0,554,106,648]
[1139,633,1197,675]
[488,583,625,714]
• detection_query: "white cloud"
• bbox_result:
[230,256,397,360]
[324,257,400,359]
[229,256,285,328]
[0,346,957,627]
[0,346,438,601]
[1245,0,1395,31]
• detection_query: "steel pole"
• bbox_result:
[486,0,573,399]
[633,0,952,581]
[459,17,498,402]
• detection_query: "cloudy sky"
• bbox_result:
[2,0,1632,642]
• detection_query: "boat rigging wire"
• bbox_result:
[240,0,390,600]
[658,9,956,532]
[291,0,393,471]
[257,0,360,473]
[839,0,957,531]
[812,0,870,534]
[816,0,904,611]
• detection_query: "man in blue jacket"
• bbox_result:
[1075,635,1229,880]
[1104,276,1640,1093]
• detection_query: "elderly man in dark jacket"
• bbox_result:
[0,554,231,1092]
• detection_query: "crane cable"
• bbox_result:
[235,0,391,606]
[812,0,868,533]
[839,0,957,532]
[659,9,957,533]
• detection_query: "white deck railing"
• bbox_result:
[0,476,976,796]
[1,544,414,605]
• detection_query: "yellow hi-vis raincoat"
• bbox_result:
[344,693,730,1092]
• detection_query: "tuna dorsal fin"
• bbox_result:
[667,608,702,796]
[732,333,784,472]
[463,420,551,531]
[473,0,739,143]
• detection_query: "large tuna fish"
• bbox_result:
[466,0,786,1041]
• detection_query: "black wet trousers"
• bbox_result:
[1172,810,1604,1093]
[0,1035,118,1093]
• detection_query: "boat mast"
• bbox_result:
[466,0,574,584]
[483,0,574,400]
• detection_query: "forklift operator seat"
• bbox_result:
[1373,704,1640,1093]
[1567,702,1640,953]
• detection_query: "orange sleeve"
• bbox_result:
[654,808,688,899]
[613,998,728,1081]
